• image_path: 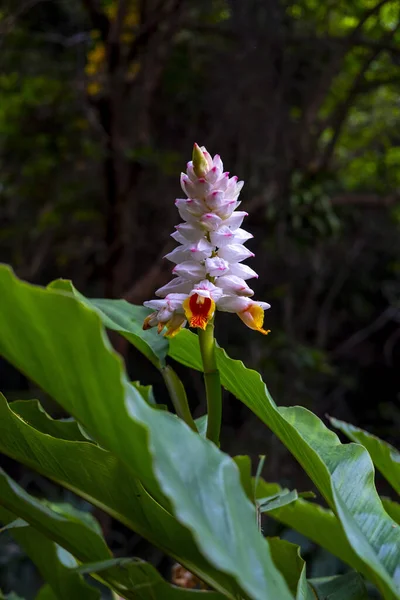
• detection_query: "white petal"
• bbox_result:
[256,301,271,311]
[181,173,212,199]
[175,198,205,222]
[217,295,250,313]
[212,154,223,171]
[144,299,167,311]
[210,226,235,247]
[232,228,253,243]
[200,146,213,169]
[205,191,224,210]
[225,177,244,199]
[172,261,206,281]
[156,277,192,297]
[216,200,241,220]
[223,211,248,231]
[174,222,204,242]
[166,293,189,311]
[218,244,254,263]
[186,162,197,182]
[199,212,223,231]
[205,257,230,277]
[214,172,230,192]
[164,246,191,264]
[170,230,187,244]
[157,306,175,321]
[228,262,258,280]
[165,240,212,264]
[188,238,214,261]
[192,279,223,301]
[205,165,222,184]
[216,275,254,297]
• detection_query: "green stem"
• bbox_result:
[198,320,222,445]
[162,365,197,432]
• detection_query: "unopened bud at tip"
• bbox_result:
[192,143,209,178]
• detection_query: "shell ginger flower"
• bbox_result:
[143,144,270,337]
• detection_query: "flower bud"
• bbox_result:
[192,143,209,178]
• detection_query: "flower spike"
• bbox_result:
[143,144,270,335]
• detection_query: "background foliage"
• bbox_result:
[0,0,399,596]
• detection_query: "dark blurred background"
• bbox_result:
[0,0,399,596]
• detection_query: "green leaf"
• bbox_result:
[0,517,28,532]
[233,456,254,502]
[267,538,313,600]
[329,417,400,495]
[0,470,223,600]
[195,415,208,437]
[0,266,292,600]
[0,392,232,596]
[35,585,57,600]
[10,399,89,442]
[256,480,365,573]
[48,279,168,369]
[258,489,299,513]
[308,572,369,599]
[382,498,400,526]
[0,505,100,600]
[73,557,135,575]
[0,593,26,600]
[169,330,400,599]
[131,382,156,405]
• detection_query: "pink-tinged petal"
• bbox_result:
[199,212,223,231]
[187,239,214,261]
[217,295,250,313]
[218,244,254,263]
[174,222,204,242]
[193,178,212,199]
[172,261,206,281]
[223,211,248,231]
[155,277,192,297]
[228,262,258,280]
[192,279,224,302]
[205,257,230,277]
[205,190,225,210]
[170,230,187,244]
[210,226,235,247]
[214,172,230,192]
[175,198,205,222]
[213,154,223,171]
[157,306,175,322]
[180,173,192,196]
[226,177,244,199]
[231,228,253,243]
[164,246,191,264]
[198,145,213,168]
[186,161,198,182]
[205,165,222,185]
[216,200,240,220]
[144,299,167,311]
[216,275,254,297]
[165,293,189,311]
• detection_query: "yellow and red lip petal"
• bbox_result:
[183,294,215,330]
[238,303,270,335]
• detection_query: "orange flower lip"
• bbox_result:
[183,293,215,330]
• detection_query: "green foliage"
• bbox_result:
[169,329,400,598]
[330,417,400,496]
[0,266,399,598]
[0,266,292,600]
